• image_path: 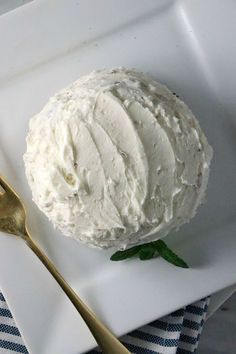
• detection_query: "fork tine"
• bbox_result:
[0,175,22,202]
[0,175,12,193]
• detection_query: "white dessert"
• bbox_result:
[24,68,213,249]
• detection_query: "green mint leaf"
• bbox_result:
[153,240,189,268]
[110,245,141,261]
[139,245,156,260]
[110,239,189,268]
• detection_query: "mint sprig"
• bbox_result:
[153,240,189,268]
[139,244,156,260]
[110,245,141,261]
[110,240,189,268]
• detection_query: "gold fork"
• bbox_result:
[0,175,130,354]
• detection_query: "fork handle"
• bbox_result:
[25,234,130,354]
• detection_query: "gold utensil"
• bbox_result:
[0,175,130,354]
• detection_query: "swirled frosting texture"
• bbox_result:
[24,68,213,249]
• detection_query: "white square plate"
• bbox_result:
[0,1,236,353]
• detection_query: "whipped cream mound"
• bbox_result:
[24,68,213,249]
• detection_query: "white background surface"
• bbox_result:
[0,1,236,353]
[0,0,32,16]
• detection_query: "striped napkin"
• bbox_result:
[0,291,209,354]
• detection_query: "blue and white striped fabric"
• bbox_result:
[0,291,209,354]
[0,293,28,353]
